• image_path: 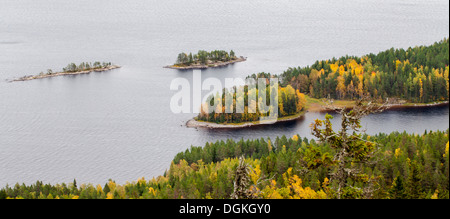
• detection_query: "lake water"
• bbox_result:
[0,0,448,187]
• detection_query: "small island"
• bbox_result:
[164,50,246,69]
[10,62,121,82]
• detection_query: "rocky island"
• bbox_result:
[164,50,246,69]
[10,62,121,82]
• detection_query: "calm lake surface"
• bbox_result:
[0,0,449,187]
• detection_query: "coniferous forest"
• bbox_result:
[175,50,238,66]
[280,38,449,103]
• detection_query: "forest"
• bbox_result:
[1,128,447,199]
[279,38,449,103]
[195,84,307,124]
[175,50,237,66]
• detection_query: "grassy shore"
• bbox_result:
[304,95,449,112]
[304,95,355,112]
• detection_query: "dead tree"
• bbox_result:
[311,95,389,199]
[231,156,253,199]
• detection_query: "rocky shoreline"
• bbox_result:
[163,57,246,70]
[385,101,449,109]
[186,111,306,129]
[9,65,121,82]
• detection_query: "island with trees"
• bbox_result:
[10,62,121,82]
[164,50,246,69]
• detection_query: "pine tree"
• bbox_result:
[406,161,423,199]
[103,183,111,194]
[389,176,406,199]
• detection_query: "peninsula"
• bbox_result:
[187,84,308,129]
[164,50,246,69]
[10,62,121,82]
[186,38,449,129]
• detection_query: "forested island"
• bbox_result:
[164,50,246,69]
[10,62,120,82]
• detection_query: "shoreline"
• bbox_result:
[9,65,121,82]
[384,101,449,110]
[163,57,246,70]
[186,100,449,129]
[186,111,306,129]
[306,100,449,112]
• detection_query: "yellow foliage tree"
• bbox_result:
[444,141,449,158]
[336,75,346,99]
[395,148,401,159]
[260,180,285,199]
[106,192,114,199]
[268,139,273,152]
[419,78,423,101]
[249,164,261,185]
[282,168,327,199]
